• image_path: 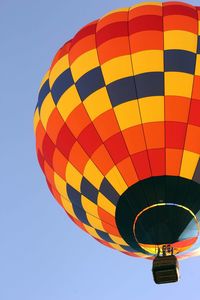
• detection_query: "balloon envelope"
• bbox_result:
[34,1,200,259]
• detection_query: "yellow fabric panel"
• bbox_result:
[180,150,199,179]
[97,192,116,216]
[189,249,200,257]
[40,93,55,129]
[109,243,125,251]
[81,196,99,218]
[57,85,81,121]
[102,7,128,19]
[106,166,127,194]
[83,224,101,239]
[71,49,99,82]
[139,96,164,123]
[33,108,40,133]
[101,55,133,85]
[54,172,67,197]
[65,162,82,191]
[61,195,77,219]
[165,72,193,98]
[114,100,141,130]
[164,31,197,52]
[87,213,105,231]
[139,245,156,254]
[195,55,200,76]
[84,87,112,120]
[132,50,163,75]
[39,70,50,90]
[130,2,162,8]
[134,252,150,258]
[83,160,104,189]
[49,55,69,88]
[109,234,129,246]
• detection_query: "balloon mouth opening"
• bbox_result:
[133,203,200,255]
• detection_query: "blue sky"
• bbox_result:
[1,0,200,299]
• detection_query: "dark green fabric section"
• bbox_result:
[135,205,193,244]
[115,176,200,253]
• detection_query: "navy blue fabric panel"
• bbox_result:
[67,184,81,206]
[72,204,90,225]
[193,158,200,184]
[76,67,105,100]
[99,178,120,205]
[107,77,137,107]
[120,245,134,252]
[51,69,74,104]
[38,80,50,111]
[81,178,98,203]
[67,184,90,225]
[197,36,200,54]
[135,72,164,98]
[165,50,196,74]
[96,230,114,242]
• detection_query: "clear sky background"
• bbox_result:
[1,0,200,299]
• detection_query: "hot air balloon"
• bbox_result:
[34,1,200,284]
